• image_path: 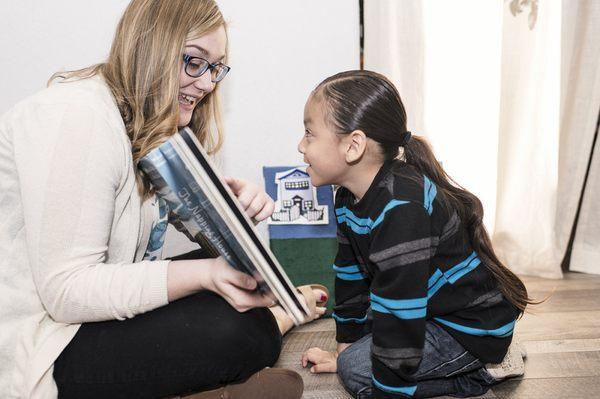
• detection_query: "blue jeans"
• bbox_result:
[337,322,497,398]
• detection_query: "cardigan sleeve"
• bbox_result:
[14,101,169,323]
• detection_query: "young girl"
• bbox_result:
[299,70,531,399]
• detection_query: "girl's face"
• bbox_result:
[178,25,227,127]
[298,96,349,187]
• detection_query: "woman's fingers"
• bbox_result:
[223,176,243,195]
[209,257,273,312]
[220,284,273,312]
[253,197,275,221]
[246,195,265,218]
[223,177,274,220]
[224,267,257,290]
[224,177,255,207]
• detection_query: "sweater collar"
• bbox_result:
[347,160,396,211]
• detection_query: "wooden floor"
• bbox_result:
[275,272,600,399]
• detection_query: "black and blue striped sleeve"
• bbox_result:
[368,200,436,398]
[332,225,371,343]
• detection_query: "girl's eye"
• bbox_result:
[305,130,312,137]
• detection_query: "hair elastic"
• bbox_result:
[400,131,412,146]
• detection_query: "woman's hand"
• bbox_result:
[224,177,275,222]
[167,257,273,312]
[301,347,338,373]
[202,256,274,312]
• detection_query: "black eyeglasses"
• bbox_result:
[182,54,230,83]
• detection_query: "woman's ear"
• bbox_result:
[344,130,368,163]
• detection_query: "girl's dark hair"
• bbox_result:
[313,70,533,314]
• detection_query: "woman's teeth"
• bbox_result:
[179,93,196,105]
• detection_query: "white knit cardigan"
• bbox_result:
[0,75,170,398]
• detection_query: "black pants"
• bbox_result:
[53,250,282,399]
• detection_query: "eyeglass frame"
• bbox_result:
[182,54,231,83]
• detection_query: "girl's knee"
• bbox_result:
[336,349,354,384]
[336,340,373,395]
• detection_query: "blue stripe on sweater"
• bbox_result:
[423,175,437,215]
[332,264,366,281]
[335,199,410,235]
[427,252,481,298]
[372,376,417,396]
[370,293,427,320]
[371,303,427,319]
[332,313,368,324]
[434,318,515,338]
[372,200,410,229]
[335,207,371,234]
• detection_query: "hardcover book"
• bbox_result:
[139,127,309,325]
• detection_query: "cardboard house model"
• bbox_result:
[269,167,328,225]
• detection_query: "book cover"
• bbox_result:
[139,128,309,325]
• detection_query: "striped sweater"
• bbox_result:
[332,160,519,398]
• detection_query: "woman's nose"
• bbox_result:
[193,71,215,93]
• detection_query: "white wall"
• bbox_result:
[0,1,360,256]
[213,0,359,253]
[0,1,130,113]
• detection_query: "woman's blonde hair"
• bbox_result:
[49,0,226,197]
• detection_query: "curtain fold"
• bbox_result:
[492,0,563,278]
[558,1,600,275]
[363,0,425,135]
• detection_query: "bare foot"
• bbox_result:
[268,287,328,335]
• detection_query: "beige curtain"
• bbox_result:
[366,0,505,231]
[559,1,600,274]
[363,0,425,134]
[493,0,563,278]
[364,0,599,278]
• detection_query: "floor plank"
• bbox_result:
[522,338,600,354]
[519,351,600,379]
[525,288,600,313]
[515,310,600,341]
[275,273,600,398]
[493,376,600,399]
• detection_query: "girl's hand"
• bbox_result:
[224,177,275,222]
[202,257,274,312]
[301,347,338,373]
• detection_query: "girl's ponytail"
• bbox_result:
[403,136,533,313]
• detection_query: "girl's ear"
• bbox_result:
[344,130,368,163]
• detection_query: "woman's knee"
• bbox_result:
[229,307,282,366]
[183,292,282,366]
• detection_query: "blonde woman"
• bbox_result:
[0,1,326,398]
